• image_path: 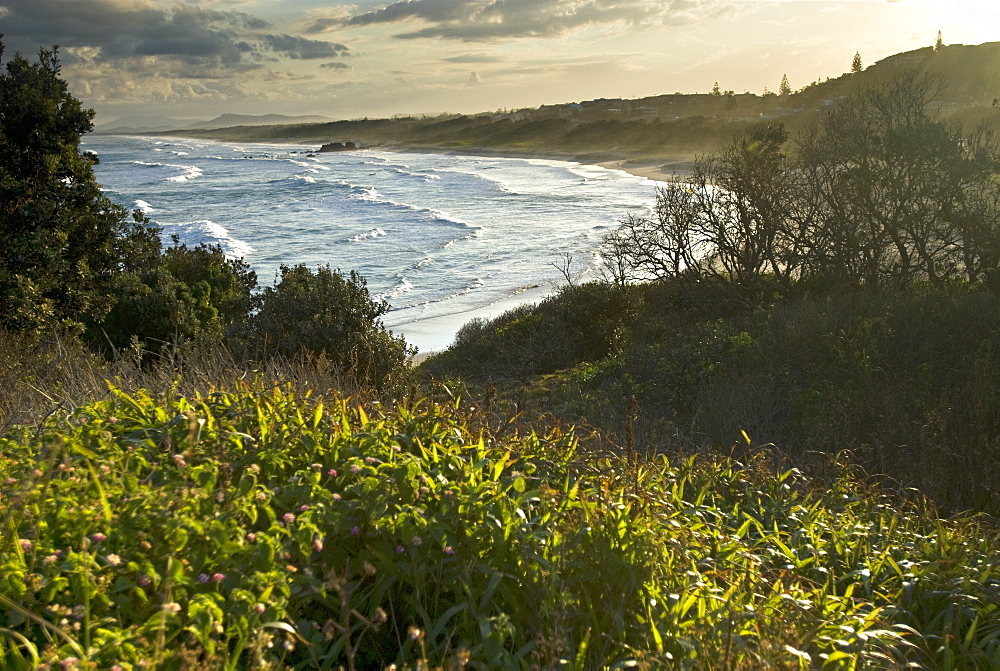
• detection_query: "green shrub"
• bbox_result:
[246,264,413,387]
[95,242,257,357]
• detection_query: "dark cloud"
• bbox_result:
[261,34,348,60]
[0,0,347,69]
[320,61,350,70]
[345,0,734,41]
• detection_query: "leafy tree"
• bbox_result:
[779,74,792,97]
[851,51,863,74]
[795,72,1000,287]
[935,31,944,52]
[711,82,721,96]
[247,264,413,386]
[97,240,258,354]
[0,38,159,332]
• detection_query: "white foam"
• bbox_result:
[167,165,203,182]
[159,220,255,259]
[131,199,154,213]
[349,228,388,242]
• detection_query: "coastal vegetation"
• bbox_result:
[3,38,1000,669]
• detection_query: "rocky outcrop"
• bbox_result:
[319,141,366,152]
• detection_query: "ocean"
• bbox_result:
[84,135,663,352]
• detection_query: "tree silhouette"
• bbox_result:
[779,74,792,96]
[935,31,943,51]
[851,51,863,74]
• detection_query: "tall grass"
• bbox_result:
[2,383,998,668]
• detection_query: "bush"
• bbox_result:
[96,242,258,356]
[246,264,413,387]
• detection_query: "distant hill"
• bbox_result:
[95,113,335,136]
[155,41,1000,166]
[182,114,334,130]
[94,115,202,135]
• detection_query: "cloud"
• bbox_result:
[466,71,483,85]
[444,53,502,63]
[321,61,351,69]
[0,0,353,105]
[1,0,347,66]
[261,34,348,60]
[344,0,737,41]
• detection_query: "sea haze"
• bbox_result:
[85,135,663,352]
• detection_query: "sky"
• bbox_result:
[1,0,998,124]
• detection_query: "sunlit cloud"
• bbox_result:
[344,0,738,41]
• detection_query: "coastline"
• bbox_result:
[138,130,695,183]
[371,142,695,182]
[125,132,684,355]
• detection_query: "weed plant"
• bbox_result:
[2,383,998,668]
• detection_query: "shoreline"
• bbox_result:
[130,131,695,183]
[358,142,696,183]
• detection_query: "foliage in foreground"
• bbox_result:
[1,385,998,669]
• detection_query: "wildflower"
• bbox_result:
[350,526,360,536]
[283,513,296,524]
[332,493,342,502]
[444,490,454,497]
[327,468,337,476]
[163,602,181,614]
[105,553,122,567]
[392,444,401,453]
[18,539,32,553]
[199,573,210,583]
[216,491,225,503]
[284,638,295,652]
[213,622,224,635]
[444,546,455,556]
[312,463,322,469]
[248,463,261,473]
[395,545,405,555]
[44,554,59,564]
[72,605,86,620]
[60,657,80,670]
[299,504,310,511]
[408,625,423,641]
[256,492,267,501]
[286,564,298,573]
[139,575,152,587]
[108,416,118,424]
[5,477,14,485]
[254,603,266,614]
[419,486,430,496]
[211,573,225,583]
[350,464,361,474]
[365,457,377,465]
[91,532,107,544]
[313,538,324,552]
[412,536,423,547]
[246,533,257,543]
[33,469,42,477]
[172,455,186,468]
